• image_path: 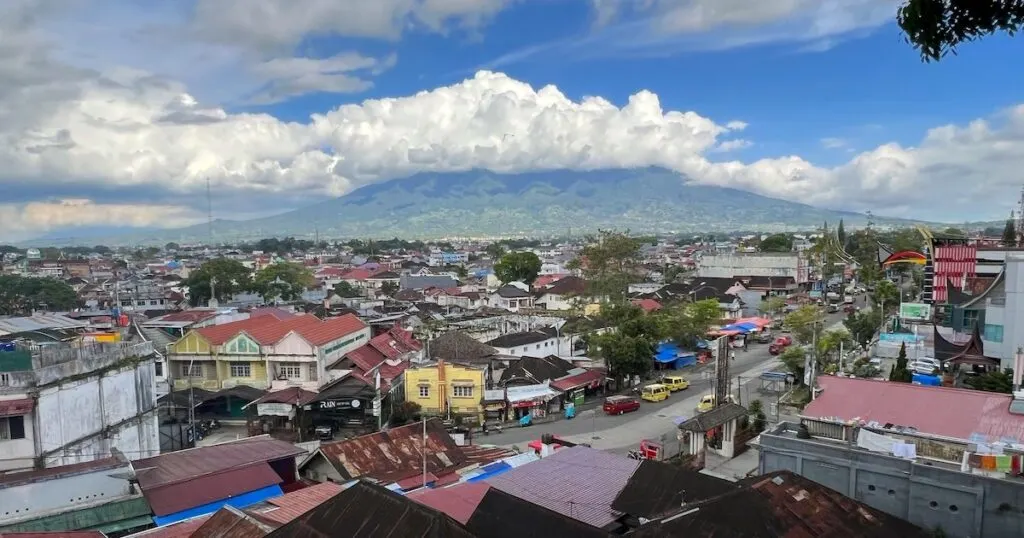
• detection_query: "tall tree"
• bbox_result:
[871,280,901,312]
[837,219,846,248]
[759,234,793,253]
[567,230,642,302]
[185,258,253,306]
[898,0,1024,62]
[663,299,722,349]
[592,303,663,383]
[254,262,315,303]
[783,305,825,346]
[493,251,542,285]
[889,343,913,383]
[1003,216,1018,247]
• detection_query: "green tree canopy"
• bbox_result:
[1003,218,1018,247]
[759,296,787,317]
[898,0,1024,62]
[871,279,900,311]
[889,343,913,383]
[663,299,721,349]
[254,262,315,303]
[493,251,542,285]
[333,281,362,298]
[837,219,846,248]
[0,275,78,315]
[567,230,643,301]
[484,243,506,259]
[783,305,825,346]
[759,234,793,253]
[965,368,1013,393]
[779,346,808,385]
[843,309,882,347]
[185,258,253,306]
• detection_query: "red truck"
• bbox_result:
[769,336,793,355]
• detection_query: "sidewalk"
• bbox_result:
[553,359,784,451]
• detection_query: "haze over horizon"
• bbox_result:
[2,0,1023,242]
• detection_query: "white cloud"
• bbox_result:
[0,200,203,242]
[821,137,849,150]
[2,0,1024,241]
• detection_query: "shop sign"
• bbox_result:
[256,403,294,417]
[318,399,362,410]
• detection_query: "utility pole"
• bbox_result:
[206,177,213,246]
[421,417,428,488]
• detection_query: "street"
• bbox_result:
[479,310,849,451]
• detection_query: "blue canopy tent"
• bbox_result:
[654,342,697,369]
[722,322,758,333]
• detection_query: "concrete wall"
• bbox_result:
[758,427,1024,538]
[37,361,159,468]
[697,253,804,282]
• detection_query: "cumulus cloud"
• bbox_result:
[2,0,1023,241]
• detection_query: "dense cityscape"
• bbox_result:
[4,1,1024,538]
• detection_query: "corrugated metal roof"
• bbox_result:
[803,376,1024,442]
[407,482,491,524]
[294,314,366,346]
[466,487,611,538]
[133,436,305,490]
[194,317,282,346]
[244,315,322,345]
[125,515,210,538]
[0,398,35,418]
[0,314,88,335]
[316,419,467,483]
[189,505,277,538]
[254,482,344,525]
[486,446,639,529]
[143,463,282,517]
[0,455,124,488]
[266,481,477,538]
[1,533,107,538]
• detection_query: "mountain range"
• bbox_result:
[28,168,923,246]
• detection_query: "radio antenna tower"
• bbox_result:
[206,177,213,246]
[1016,186,1024,244]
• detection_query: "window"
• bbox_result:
[181,363,203,377]
[309,364,318,381]
[962,309,980,331]
[230,363,251,378]
[419,385,430,398]
[453,386,474,398]
[0,373,9,386]
[536,344,540,349]
[279,365,302,379]
[984,323,1004,343]
[226,336,260,354]
[0,416,26,440]
[154,361,163,377]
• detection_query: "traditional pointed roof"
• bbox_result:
[933,325,968,363]
[948,324,997,366]
[946,277,973,306]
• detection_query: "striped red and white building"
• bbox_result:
[929,244,977,303]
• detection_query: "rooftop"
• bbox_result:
[803,376,1024,443]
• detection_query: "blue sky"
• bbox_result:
[2,0,1024,241]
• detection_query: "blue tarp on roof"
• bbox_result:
[654,342,696,368]
[723,322,758,333]
[912,373,942,386]
[466,461,513,482]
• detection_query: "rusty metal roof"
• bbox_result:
[632,471,930,537]
[125,516,210,538]
[253,482,345,525]
[143,463,282,517]
[265,481,477,538]
[1,533,106,538]
[189,505,277,538]
[133,436,305,490]
[315,418,467,483]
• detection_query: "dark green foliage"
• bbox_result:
[965,369,1014,393]
[0,275,78,315]
[898,0,1024,62]
[493,251,542,285]
[889,343,914,383]
[184,258,253,306]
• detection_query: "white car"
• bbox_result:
[910,359,941,375]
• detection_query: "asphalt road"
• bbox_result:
[478,309,849,448]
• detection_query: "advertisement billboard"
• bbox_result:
[899,303,931,320]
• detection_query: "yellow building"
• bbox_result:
[404,360,486,424]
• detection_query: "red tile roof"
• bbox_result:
[346,344,387,371]
[341,268,373,281]
[143,463,282,516]
[316,418,467,483]
[245,314,322,345]
[630,298,663,313]
[195,316,281,346]
[295,313,367,346]
[255,482,345,525]
[407,482,491,524]
[0,398,35,418]
[804,376,1024,442]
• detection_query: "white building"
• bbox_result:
[0,341,160,472]
[697,252,808,284]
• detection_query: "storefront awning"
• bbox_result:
[505,383,559,404]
